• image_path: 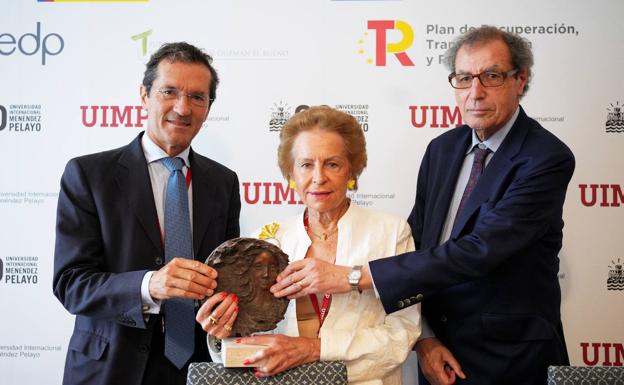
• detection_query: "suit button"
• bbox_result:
[155,257,163,266]
[415,294,424,301]
[440,315,447,323]
[139,345,150,353]
[404,298,411,305]
[397,300,405,308]
[410,296,418,303]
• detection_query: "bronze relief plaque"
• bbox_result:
[204,237,290,336]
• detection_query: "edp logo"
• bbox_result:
[0,22,64,65]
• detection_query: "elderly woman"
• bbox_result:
[198,106,421,384]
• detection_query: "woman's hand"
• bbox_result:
[270,258,352,299]
[196,292,238,340]
[239,334,320,377]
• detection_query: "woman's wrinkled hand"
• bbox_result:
[196,292,239,340]
[270,258,351,299]
[238,334,320,377]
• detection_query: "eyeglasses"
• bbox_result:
[448,69,519,89]
[155,88,214,107]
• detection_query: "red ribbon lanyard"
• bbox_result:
[309,293,332,330]
[303,210,332,330]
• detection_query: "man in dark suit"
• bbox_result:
[272,26,574,385]
[53,42,240,385]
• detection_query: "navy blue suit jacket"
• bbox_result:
[53,133,240,385]
[370,107,574,384]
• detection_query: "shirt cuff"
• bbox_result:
[141,271,161,314]
[367,262,381,299]
[418,316,435,340]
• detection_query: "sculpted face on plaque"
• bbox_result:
[204,238,290,336]
[251,252,280,291]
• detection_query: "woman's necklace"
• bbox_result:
[304,211,338,241]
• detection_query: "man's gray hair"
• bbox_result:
[443,25,534,95]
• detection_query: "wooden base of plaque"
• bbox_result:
[221,338,267,368]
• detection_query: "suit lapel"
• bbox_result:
[426,129,471,246]
[115,133,162,254]
[451,107,530,238]
[189,149,217,258]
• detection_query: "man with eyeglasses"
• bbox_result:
[272,26,574,385]
[53,42,240,385]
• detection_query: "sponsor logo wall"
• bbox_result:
[1,1,623,383]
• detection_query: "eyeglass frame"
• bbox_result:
[447,68,520,89]
[155,87,215,107]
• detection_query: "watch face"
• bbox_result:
[349,265,362,286]
[349,270,361,282]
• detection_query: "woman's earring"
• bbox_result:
[289,179,296,189]
[347,179,356,190]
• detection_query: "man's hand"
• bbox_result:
[270,258,352,299]
[149,257,217,300]
[416,337,466,385]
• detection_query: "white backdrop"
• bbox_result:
[1,1,623,384]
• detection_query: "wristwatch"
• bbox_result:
[348,265,363,291]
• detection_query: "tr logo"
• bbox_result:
[360,20,415,66]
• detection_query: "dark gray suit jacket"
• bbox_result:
[53,132,240,385]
